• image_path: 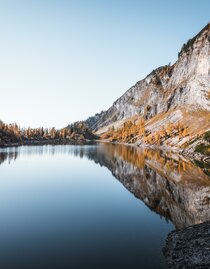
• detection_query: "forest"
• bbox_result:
[0,120,97,147]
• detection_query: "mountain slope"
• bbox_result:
[86,23,210,140]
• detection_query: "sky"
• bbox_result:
[0,0,209,128]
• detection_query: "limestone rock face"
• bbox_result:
[86,23,210,133]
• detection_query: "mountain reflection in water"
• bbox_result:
[1,143,210,230]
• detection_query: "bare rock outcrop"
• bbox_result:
[163,221,210,269]
[86,23,210,137]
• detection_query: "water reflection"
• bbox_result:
[0,151,18,166]
[83,144,210,229]
[0,144,210,230]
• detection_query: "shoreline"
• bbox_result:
[1,139,209,165]
[0,139,96,149]
[100,139,210,164]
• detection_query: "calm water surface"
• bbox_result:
[0,144,209,269]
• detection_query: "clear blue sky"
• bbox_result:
[0,0,209,128]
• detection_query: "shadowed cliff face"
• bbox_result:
[1,144,210,230]
[79,143,210,230]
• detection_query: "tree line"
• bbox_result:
[0,121,96,141]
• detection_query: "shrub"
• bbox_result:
[204,131,210,142]
[195,143,210,156]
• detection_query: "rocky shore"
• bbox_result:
[163,221,210,269]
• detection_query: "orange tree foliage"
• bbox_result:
[102,119,189,145]
[101,118,146,143]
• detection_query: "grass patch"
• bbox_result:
[195,143,210,156]
[194,160,210,169]
[194,160,210,177]
[204,131,210,142]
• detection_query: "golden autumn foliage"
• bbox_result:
[101,118,146,143]
[101,118,190,146]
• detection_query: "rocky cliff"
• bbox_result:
[86,23,210,141]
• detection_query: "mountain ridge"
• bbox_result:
[86,22,210,134]
[84,23,210,156]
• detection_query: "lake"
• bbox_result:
[0,143,210,269]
